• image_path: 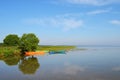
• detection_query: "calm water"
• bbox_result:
[0,46,120,80]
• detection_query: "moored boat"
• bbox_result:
[25,50,49,56]
[49,50,66,54]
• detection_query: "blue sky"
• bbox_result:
[0,0,120,45]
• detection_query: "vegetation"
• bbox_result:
[0,33,77,57]
[0,46,20,57]
[3,34,20,46]
[0,43,3,46]
[37,45,76,51]
[19,33,39,53]
[0,33,78,75]
[0,45,76,57]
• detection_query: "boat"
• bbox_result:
[25,50,49,56]
[49,50,66,54]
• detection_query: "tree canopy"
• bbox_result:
[3,34,20,46]
[19,33,39,53]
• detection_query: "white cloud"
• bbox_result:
[61,18,83,31]
[62,0,120,6]
[87,9,110,15]
[23,16,83,31]
[110,20,120,25]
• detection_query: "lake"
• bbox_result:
[0,46,120,80]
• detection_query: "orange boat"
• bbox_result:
[25,51,48,56]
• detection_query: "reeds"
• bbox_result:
[0,46,20,57]
[37,45,76,51]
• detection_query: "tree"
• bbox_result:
[3,34,20,46]
[19,33,39,53]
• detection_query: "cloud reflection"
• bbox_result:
[53,62,85,75]
[64,65,84,75]
[112,66,120,72]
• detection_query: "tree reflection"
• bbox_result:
[19,56,40,75]
[3,55,21,66]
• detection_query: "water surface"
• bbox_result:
[0,46,120,80]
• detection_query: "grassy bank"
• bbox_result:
[37,45,76,51]
[0,46,20,57]
[0,45,76,57]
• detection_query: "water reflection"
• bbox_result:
[19,56,40,75]
[63,63,85,75]
[53,63,85,75]
[0,54,40,75]
[1,55,21,66]
[112,66,120,72]
[1,47,120,80]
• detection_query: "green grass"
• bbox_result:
[0,45,76,57]
[0,46,20,57]
[37,45,76,51]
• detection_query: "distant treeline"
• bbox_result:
[0,43,4,46]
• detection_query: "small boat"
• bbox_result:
[49,50,66,54]
[54,50,65,53]
[25,50,48,56]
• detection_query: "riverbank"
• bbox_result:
[0,45,76,57]
[37,45,76,51]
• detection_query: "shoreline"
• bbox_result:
[0,45,77,57]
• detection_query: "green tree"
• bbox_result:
[3,34,20,46]
[19,33,39,53]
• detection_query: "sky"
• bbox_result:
[0,0,120,45]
